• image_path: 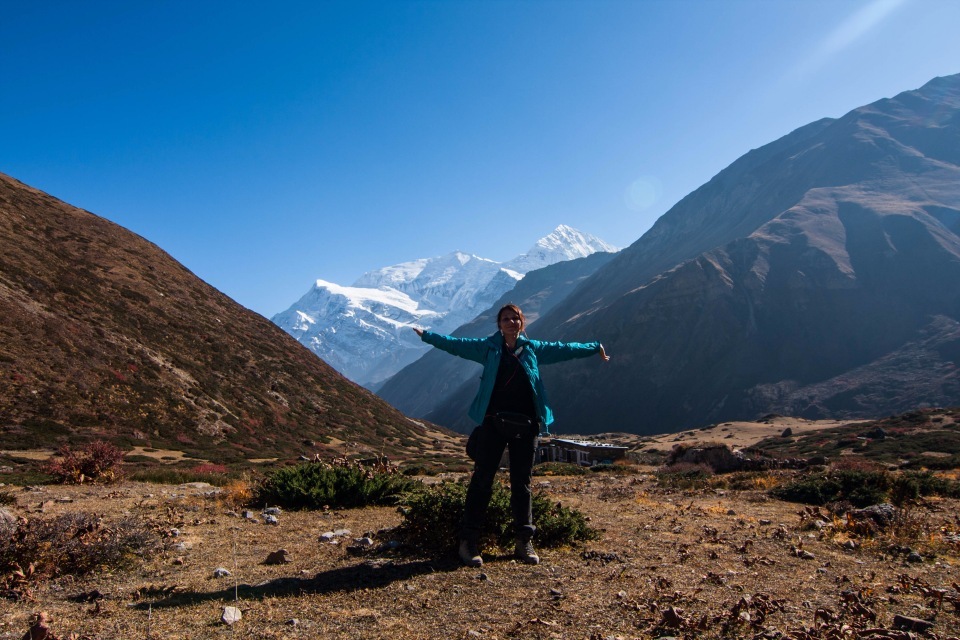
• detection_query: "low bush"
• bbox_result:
[1,512,164,598]
[394,480,598,550]
[128,466,233,486]
[533,462,588,476]
[43,440,125,484]
[655,462,713,490]
[771,469,890,507]
[255,457,419,509]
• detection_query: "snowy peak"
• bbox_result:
[272,225,618,387]
[505,225,619,273]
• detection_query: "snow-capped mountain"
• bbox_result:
[272,225,618,388]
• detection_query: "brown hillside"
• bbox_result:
[0,172,453,463]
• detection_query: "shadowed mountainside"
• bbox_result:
[421,73,960,435]
[0,172,449,462]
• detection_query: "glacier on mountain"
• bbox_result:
[272,225,618,388]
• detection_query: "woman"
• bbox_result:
[413,303,609,567]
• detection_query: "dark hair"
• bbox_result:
[496,304,525,328]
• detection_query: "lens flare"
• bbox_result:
[625,176,662,211]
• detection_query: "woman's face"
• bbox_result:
[498,309,523,338]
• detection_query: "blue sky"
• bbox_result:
[2,0,958,317]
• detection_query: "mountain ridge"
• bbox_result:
[420,73,960,435]
[0,171,453,462]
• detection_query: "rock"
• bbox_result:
[213,567,232,578]
[319,531,336,542]
[892,614,933,632]
[242,510,257,520]
[865,427,887,440]
[780,427,793,437]
[21,611,59,640]
[850,503,896,529]
[333,528,351,537]
[264,514,279,525]
[221,606,242,625]
[0,508,17,529]
[173,557,185,565]
[181,482,214,489]
[906,551,923,563]
[346,537,375,556]
[758,519,772,526]
[286,618,300,626]
[265,549,292,565]
[263,507,282,516]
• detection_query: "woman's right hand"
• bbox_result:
[413,328,424,337]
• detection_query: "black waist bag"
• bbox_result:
[488,412,539,438]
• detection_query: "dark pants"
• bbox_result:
[460,418,538,544]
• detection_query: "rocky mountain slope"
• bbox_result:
[0,172,448,462]
[425,73,960,435]
[272,225,616,388]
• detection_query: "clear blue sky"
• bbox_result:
[2,0,958,317]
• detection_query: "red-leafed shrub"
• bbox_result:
[43,440,125,484]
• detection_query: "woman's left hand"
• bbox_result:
[599,345,610,361]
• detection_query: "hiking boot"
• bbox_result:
[514,539,540,565]
[458,539,482,567]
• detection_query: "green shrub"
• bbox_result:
[655,462,713,490]
[255,458,419,509]
[533,462,588,476]
[394,479,598,550]
[771,469,890,507]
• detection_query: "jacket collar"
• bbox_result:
[488,331,530,350]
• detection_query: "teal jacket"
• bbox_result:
[419,330,602,432]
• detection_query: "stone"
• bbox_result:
[906,551,923,563]
[891,614,933,632]
[265,549,292,565]
[264,514,279,525]
[213,567,232,578]
[263,506,282,516]
[221,606,242,625]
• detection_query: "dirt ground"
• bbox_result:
[2,466,959,640]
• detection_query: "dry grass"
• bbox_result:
[1,472,959,639]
